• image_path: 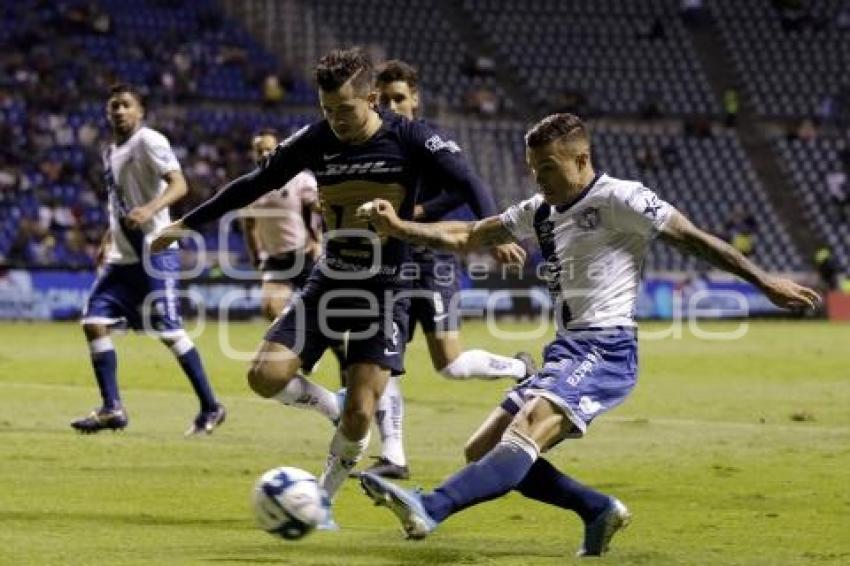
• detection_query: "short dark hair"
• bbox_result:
[375,59,419,90]
[525,113,589,149]
[315,47,374,94]
[108,83,144,107]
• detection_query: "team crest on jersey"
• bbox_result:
[577,207,600,230]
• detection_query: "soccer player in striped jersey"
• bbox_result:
[357,113,819,556]
[72,83,225,436]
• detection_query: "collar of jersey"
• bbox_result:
[554,172,603,214]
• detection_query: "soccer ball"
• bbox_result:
[252,466,328,540]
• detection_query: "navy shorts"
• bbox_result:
[501,327,638,440]
[81,251,183,336]
[407,246,461,341]
[260,250,315,288]
[265,275,410,375]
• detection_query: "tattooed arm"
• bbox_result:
[357,199,516,252]
[659,211,820,310]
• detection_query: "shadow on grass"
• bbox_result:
[0,509,248,529]
[203,535,570,565]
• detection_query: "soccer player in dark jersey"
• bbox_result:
[151,48,525,516]
[358,60,534,479]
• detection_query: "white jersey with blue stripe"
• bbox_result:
[500,173,675,329]
[103,126,181,264]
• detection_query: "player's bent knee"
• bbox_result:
[463,436,487,463]
[82,323,109,341]
[247,361,282,398]
[340,404,372,436]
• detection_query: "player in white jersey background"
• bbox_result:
[72,84,225,436]
[357,113,820,556]
[241,129,322,322]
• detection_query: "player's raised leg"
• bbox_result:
[247,339,341,424]
[430,331,531,381]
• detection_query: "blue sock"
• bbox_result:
[516,458,611,523]
[176,348,218,412]
[421,437,537,523]
[91,350,120,410]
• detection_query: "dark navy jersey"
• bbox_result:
[183,110,495,284]
[414,119,498,222]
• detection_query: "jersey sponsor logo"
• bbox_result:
[566,346,602,386]
[316,161,404,176]
[424,134,461,154]
[323,152,342,161]
[577,207,600,230]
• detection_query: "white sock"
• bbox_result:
[273,374,340,423]
[440,350,526,381]
[376,375,406,466]
[319,428,370,500]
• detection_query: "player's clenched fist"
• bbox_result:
[356,198,400,236]
[150,220,187,253]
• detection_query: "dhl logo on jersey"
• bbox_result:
[315,161,404,177]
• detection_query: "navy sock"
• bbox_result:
[421,439,536,523]
[176,348,217,412]
[516,458,611,523]
[92,350,120,410]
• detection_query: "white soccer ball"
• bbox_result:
[252,466,328,540]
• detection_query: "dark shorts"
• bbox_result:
[264,275,410,375]
[81,251,183,336]
[407,246,461,341]
[501,327,638,441]
[260,250,315,288]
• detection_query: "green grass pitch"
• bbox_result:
[1,320,848,565]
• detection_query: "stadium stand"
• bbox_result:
[308,0,512,114]
[712,0,850,119]
[2,0,844,277]
[461,0,721,116]
[775,134,850,268]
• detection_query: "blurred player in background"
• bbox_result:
[242,128,321,321]
[358,60,535,480]
[358,113,820,556]
[72,83,225,436]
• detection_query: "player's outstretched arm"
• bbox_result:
[659,211,820,310]
[358,199,517,253]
